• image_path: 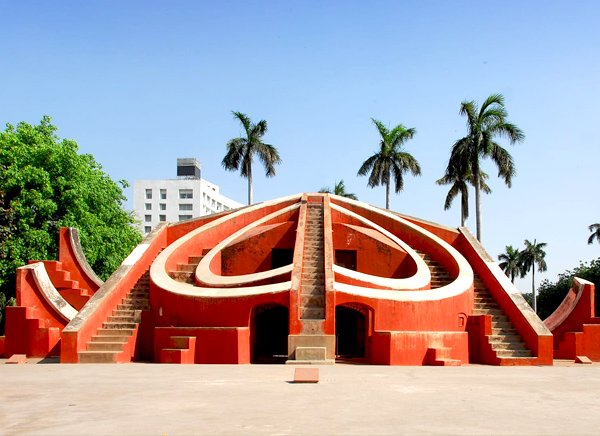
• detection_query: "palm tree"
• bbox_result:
[357,118,421,209]
[520,239,547,313]
[588,223,600,245]
[449,94,524,241]
[436,159,491,227]
[498,245,524,283]
[319,180,358,200]
[222,111,281,205]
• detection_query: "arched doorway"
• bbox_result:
[252,304,289,364]
[336,305,367,359]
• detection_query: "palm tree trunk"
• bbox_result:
[460,203,466,227]
[385,180,390,209]
[247,166,253,205]
[474,163,482,241]
[532,266,536,313]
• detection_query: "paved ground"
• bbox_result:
[1,360,599,435]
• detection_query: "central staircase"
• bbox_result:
[300,203,325,321]
[78,271,151,363]
[472,274,533,360]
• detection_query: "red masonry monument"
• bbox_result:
[4,193,590,365]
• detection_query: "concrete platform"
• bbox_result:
[0,360,599,435]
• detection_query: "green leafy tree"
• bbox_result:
[449,94,524,241]
[0,117,142,332]
[222,111,281,205]
[498,245,525,283]
[520,239,548,313]
[319,180,358,200]
[357,118,421,209]
[588,223,600,245]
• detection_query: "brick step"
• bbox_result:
[111,310,136,317]
[78,351,120,363]
[117,303,147,310]
[301,307,325,319]
[106,316,137,323]
[188,255,204,264]
[302,295,325,306]
[87,342,126,352]
[490,341,528,351]
[103,322,137,329]
[177,263,198,272]
[472,308,503,316]
[96,328,134,336]
[91,335,129,343]
[491,327,518,335]
[495,349,532,358]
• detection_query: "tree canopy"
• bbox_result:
[448,94,524,241]
[319,180,358,200]
[0,117,142,331]
[357,118,421,209]
[222,111,281,205]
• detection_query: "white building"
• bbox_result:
[133,158,243,234]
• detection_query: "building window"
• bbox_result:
[159,215,166,222]
[144,226,152,233]
[145,189,152,200]
[179,189,193,199]
[159,203,166,211]
[178,215,193,221]
[145,215,151,222]
[145,203,151,210]
[160,189,167,200]
[179,204,193,211]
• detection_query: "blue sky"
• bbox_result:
[1,0,599,291]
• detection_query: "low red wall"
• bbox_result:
[371,331,468,365]
[154,327,250,363]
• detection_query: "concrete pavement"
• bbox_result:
[1,361,599,435]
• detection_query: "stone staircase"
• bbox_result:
[472,275,533,359]
[78,271,151,363]
[300,203,325,320]
[40,261,93,311]
[415,251,452,288]
[169,254,204,284]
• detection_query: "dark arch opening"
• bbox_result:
[252,304,289,364]
[336,305,367,359]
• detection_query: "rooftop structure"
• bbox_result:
[133,158,242,234]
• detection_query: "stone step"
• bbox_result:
[112,310,135,317]
[301,307,325,319]
[188,255,204,264]
[96,328,134,336]
[107,316,137,323]
[301,294,325,306]
[103,322,137,329]
[87,342,125,352]
[91,335,129,343]
[495,349,532,358]
[472,308,503,316]
[177,263,197,272]
[78,351,120,363]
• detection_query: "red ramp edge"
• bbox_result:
[60,224,168,363]
[544,278,600,361]
[459,227,553,365]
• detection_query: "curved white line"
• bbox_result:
[25,262,78,322]
[330,203,430,290]
[151,194,302,297]
[330,196,473,301]
[196,204,299,286]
